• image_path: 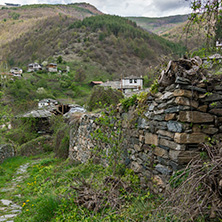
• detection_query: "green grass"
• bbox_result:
[0,156,29,189]
[0,153,167,221]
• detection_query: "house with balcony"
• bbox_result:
[101,76,143,94]
[46,63,57,73]
[27,63,42,72]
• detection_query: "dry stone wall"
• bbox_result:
[69,57,222,188]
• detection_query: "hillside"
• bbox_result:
[127,14,208,51]
[127,15,189,35]
[0,4,186,79]
[0,3,102,56]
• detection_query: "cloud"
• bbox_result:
[0,0,191,17]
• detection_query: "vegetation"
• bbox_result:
[0,7,186,79]
[128,14,189,35]
[87,86,123,111]
[0,153,164,222]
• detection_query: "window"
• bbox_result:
[129,79,132,83]
[134,79,137,83]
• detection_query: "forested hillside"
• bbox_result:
[127,14,189,35]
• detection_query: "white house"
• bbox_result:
[216,40,222,48]
[101,76,143,94]
[46,63,57,72]
[38,98,58,109]
[10,67,22,77]
[28,63,42,72]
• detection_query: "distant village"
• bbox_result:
[0,60,145,95]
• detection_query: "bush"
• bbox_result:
[87,86,123,111]
[53,120,70,159]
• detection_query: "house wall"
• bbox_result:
[122,78,143,89]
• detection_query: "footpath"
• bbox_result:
[0,163,30,222]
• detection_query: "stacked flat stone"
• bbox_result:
[68,58,222,190]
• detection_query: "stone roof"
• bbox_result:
[22,109,53,118]
[100,81,121,89]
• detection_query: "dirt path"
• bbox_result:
[0,163,30,222]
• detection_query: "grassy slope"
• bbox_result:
[0,154,163,222]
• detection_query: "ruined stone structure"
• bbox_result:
[69,57,222,188]
[0,144,14,164]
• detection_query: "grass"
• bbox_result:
[0,153,166,221]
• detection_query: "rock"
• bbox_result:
[154,147,168,158]
[159,92,174,100]
[202,127,218,135]
[197,105,208,112]
[165,106,190,113]
[214,85,222,91]
[154,109,165,115]
[175,76,191,85]
[175,97,199,108]
[165,84,177,92]
[169,150,199,164]
[181,85,207,93]
[153,175,165,186]
[159,138,185,150]
[131,161,143,173]
[153,115,165,121]
[174,133,207,144]
[209,109,222,116]
[134,144,142,152]
[167,121,183,133]
[145,133,158,146]
[139,135,145,142]
[169,160,185,171]
[178,111,214,123]
[137,118,149,129]
[157,98,175,109]
[192,125,202,133]
[157,156,170,166]
[157,130,174,139]
[202,93,222,102]
[155,164,172,175]
[148,103,156,111]
[165,113,177,121]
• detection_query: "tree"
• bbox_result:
[74,67,86,82]
[185,0,222,48]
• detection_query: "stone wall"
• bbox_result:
[0,144,14,164]
[69,57,222,188]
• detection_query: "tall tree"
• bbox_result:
[185,0,222,48]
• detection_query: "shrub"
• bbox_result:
[32,194,60,222]
[87,86,123,111]
[52,117,70,159]
[120,94,137,112]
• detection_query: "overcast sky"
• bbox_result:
[0,0,192,17]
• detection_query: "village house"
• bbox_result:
[101,76,143,93]
[216,40,222,49]
[38,98,58,109]
[46,63,57,72]
[27,63,42,72]
[89,81,103,87]
[10,67,22,77]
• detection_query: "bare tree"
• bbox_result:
[185,0,222,49]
